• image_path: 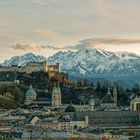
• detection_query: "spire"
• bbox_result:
[91,95,94,98]
[113,85,117,104]
[54,82,56,87]
[113,85,117,93]
[70,100,72,105]
[113,85,117,97]
[29,84,33,89]
[107,87,111,95]
[71,112,78,121]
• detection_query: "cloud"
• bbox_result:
[0,43,59,62]
[10,43,40,51]
[64,38,140,50]
[31,0,48,5]
[80,38,140,44]
[40,45,60,50]
[35,29,62,41]
[22,0,48,6]
[8,38,140,52]
[0,33,29,43]
[9,42,61,51]
[35,29,71,46]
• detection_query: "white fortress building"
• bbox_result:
[0,61,61,74]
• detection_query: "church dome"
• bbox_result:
[101,88,114,103]
[131,96,140,103]
[26,85,37,98]
[89,96,95,106]
[102,94,114,103]
[65,105,76,112]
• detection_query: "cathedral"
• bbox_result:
[25,83,62,109]
[100,86,117,109]
[25,85,37,104]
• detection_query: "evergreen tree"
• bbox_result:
[132,84,140,93]
[96,81,102,92]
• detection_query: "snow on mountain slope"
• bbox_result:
[1,48,140,87]
[1,49,140,84]
[47,49,140,77]
[2,53,46,67]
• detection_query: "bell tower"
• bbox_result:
[52,83,61,108]
[113,86,117,106]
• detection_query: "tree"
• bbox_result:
[78,95,87,105]
[96,81,102,92]
[12,86,24,104]
[132,84,140,93]
[77,80,82,87]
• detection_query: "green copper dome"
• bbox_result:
[26,85,37,97]
[131,96,140,103]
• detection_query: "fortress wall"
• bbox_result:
[0,62,61,74]
[0,67,26,73]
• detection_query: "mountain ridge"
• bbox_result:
[2,52,46,67]
[1,49,140,87]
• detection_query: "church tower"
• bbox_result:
[113,86,117,105]
[52,83,61,108]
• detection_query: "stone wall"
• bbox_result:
[0,62,60,74]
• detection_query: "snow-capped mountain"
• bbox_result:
[1,49,140,86]
[47,49,140,75]
[2,52,46,67]
[47,49,140,85]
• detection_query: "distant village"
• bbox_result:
[0,61,140,140]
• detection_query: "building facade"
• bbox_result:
[0,61,60,74]
[65,111,140,128]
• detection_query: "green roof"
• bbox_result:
[26,85,36,97]
[131,97,140,103]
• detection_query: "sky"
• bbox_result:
[0,0,140,62]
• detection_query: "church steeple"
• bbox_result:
[107,87,111,95]
[113,85,117,104]
[52,83,61,108]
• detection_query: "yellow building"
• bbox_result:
[58,113,89,134]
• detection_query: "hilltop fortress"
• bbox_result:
[0,61,68,82]
[0,61,60,73]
